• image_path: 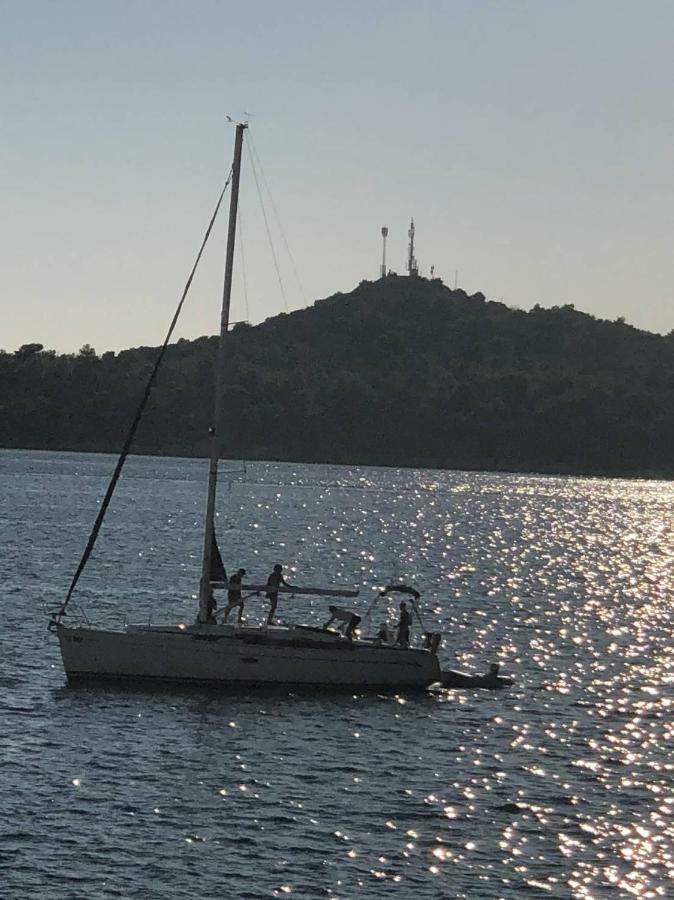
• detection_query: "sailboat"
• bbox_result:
[50,122,445,689]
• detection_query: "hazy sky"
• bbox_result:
[2,0,672,353]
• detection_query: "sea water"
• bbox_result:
[0,449,672,899]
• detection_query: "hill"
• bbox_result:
[1,276,673,476]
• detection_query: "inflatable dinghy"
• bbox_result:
[440,664,513,690]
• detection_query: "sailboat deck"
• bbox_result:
[124,622,416,652]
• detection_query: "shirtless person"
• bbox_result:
[223,568,246,624]
[265,564,290,625]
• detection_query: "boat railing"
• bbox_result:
[47,603,92,630]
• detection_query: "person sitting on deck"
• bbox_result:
[324,606,361,641]
[223,568,246,624]
[376,622,394,645]
[266,564,290,626]
[396,601,412,648]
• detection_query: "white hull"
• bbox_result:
[56,623,441,689]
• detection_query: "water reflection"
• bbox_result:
[0,452,672,897]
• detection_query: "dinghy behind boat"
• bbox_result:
[439,663,514,690]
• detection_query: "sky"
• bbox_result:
[1,0,673,353]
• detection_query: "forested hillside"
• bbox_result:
[2,276,673,476]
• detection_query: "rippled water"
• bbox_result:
[1,449,672,899]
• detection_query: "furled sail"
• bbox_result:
[210,529,227,584]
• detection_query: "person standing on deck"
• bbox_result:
[205,586,218,624]
[396,601,412,648]
[266,564,290,625]
[223,568,246,623]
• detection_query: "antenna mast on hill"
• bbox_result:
[380,226,388,278]
[407,219,418,277]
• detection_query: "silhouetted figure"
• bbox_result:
[324,605,361,641]
[266,564,289,625]
[224,568,246,623]
[481,663,504,687]
[376,622,394,645]
[205,587,217,624]
[396,601,412,648]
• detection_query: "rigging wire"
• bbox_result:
[53,170,233,624]
[231,204,250,490]
[247,130,308,305]
[236,203,250,323]
[245,139,289,312]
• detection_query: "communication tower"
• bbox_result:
[380,226,388,278]
[407,219,419,277]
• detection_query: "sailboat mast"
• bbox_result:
[197,121,247,622]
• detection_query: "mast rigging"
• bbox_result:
[53,171,232,624]
[198,121,247,622]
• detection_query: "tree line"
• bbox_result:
[2,275,673,477]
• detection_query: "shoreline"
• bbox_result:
[2,443,672,483]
